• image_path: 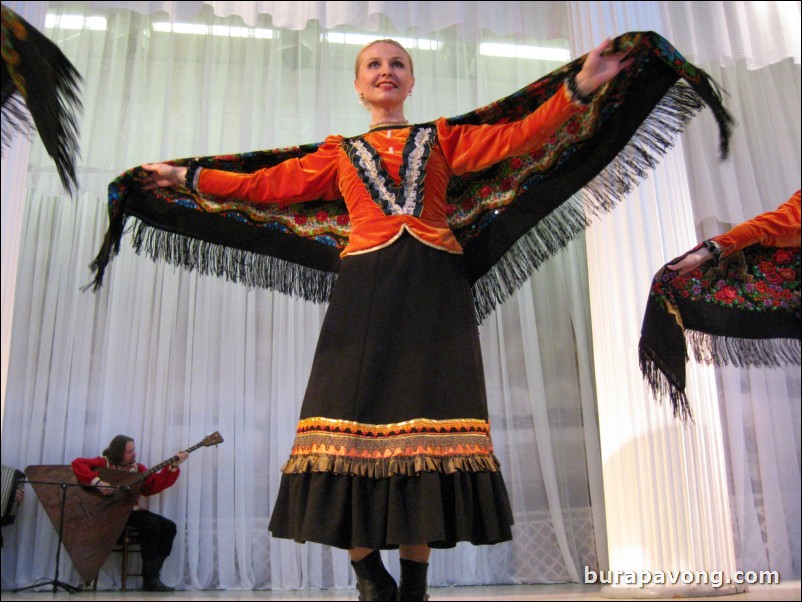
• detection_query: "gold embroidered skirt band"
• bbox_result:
[282,417,501,478]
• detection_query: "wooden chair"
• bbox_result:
[91,526,142,591]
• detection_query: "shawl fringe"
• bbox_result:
[1,5,83,194]
[129,220,338,303]
[687,329,802,368]
[281,453,501,478]
[1,93,34,153]
[639,330,802,423]
[638,340,693,422]
[472,82,707,322]
[83,209,127,292]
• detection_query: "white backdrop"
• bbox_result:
[568,0,801,583]
[1,0,799,592]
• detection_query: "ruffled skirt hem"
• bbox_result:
[268,469,514,550]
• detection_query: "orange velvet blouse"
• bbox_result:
[197,84,584,258]
[712,190,801,257]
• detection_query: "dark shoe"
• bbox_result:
[142,556,175,592]
[351,550,398,601]
[143,576,176,592]
[398,558,429,601]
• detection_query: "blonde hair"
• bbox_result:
[354,39,414,78]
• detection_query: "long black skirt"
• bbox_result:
[268,234,513,549]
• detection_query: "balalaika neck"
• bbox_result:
[120,440,203,486]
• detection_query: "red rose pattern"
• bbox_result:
[652,246,800,312]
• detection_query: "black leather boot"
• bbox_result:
[351,550,397,601]
[398,558,429,601]
[142,556,176,592]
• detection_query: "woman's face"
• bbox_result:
[354,42,415,111]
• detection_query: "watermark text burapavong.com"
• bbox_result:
[584,566,780,588]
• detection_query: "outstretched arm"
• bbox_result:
[668,190,801,275]
[140,137,343,204]
[439,38,635,175]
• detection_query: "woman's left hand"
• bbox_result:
[667,246,715,275]
[575,38,634,96]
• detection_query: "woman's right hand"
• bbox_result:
[142,163,187,190]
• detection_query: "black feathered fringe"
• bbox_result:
[471,82,706,323]
[1,93,34,153]
[1,4,83,195]
[638,341,693,422]
[28,47,83,196]
[691,66,733,160]
[83,209,127,292]
[639,331,802,423]
[687,330,801,368]
[129,220,338,303]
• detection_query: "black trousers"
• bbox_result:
[127,509,176,560]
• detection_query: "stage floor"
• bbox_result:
[1,582,800,601]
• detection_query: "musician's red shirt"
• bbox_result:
[71,456,179,498]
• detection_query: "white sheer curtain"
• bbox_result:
[664,3,802,579]
[572,0,801,582]
[75,1,571,39]
[2,0,798,591]
[1,1,602,591]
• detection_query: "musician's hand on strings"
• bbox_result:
[15,489,24,504]
[170,451,189,470]
[95,480,114,496]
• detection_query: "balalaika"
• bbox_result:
[1,464,25,525]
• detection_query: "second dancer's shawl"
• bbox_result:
[88,31,733,322]
[639,202,801,420]
[1,5,82,195]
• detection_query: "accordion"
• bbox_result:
[1,465,25,526]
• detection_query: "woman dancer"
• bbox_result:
[142,38,631,601]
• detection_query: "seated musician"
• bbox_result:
[72,435,188,592]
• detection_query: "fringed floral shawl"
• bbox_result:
[639,194,801,420]
[89,31,733,322]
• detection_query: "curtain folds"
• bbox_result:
[1,0,799,592]
[659,1,802,69]
[54,1,570,39]
[569,0,801,582]
[1,2,601,590]
[672,20,801,582]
